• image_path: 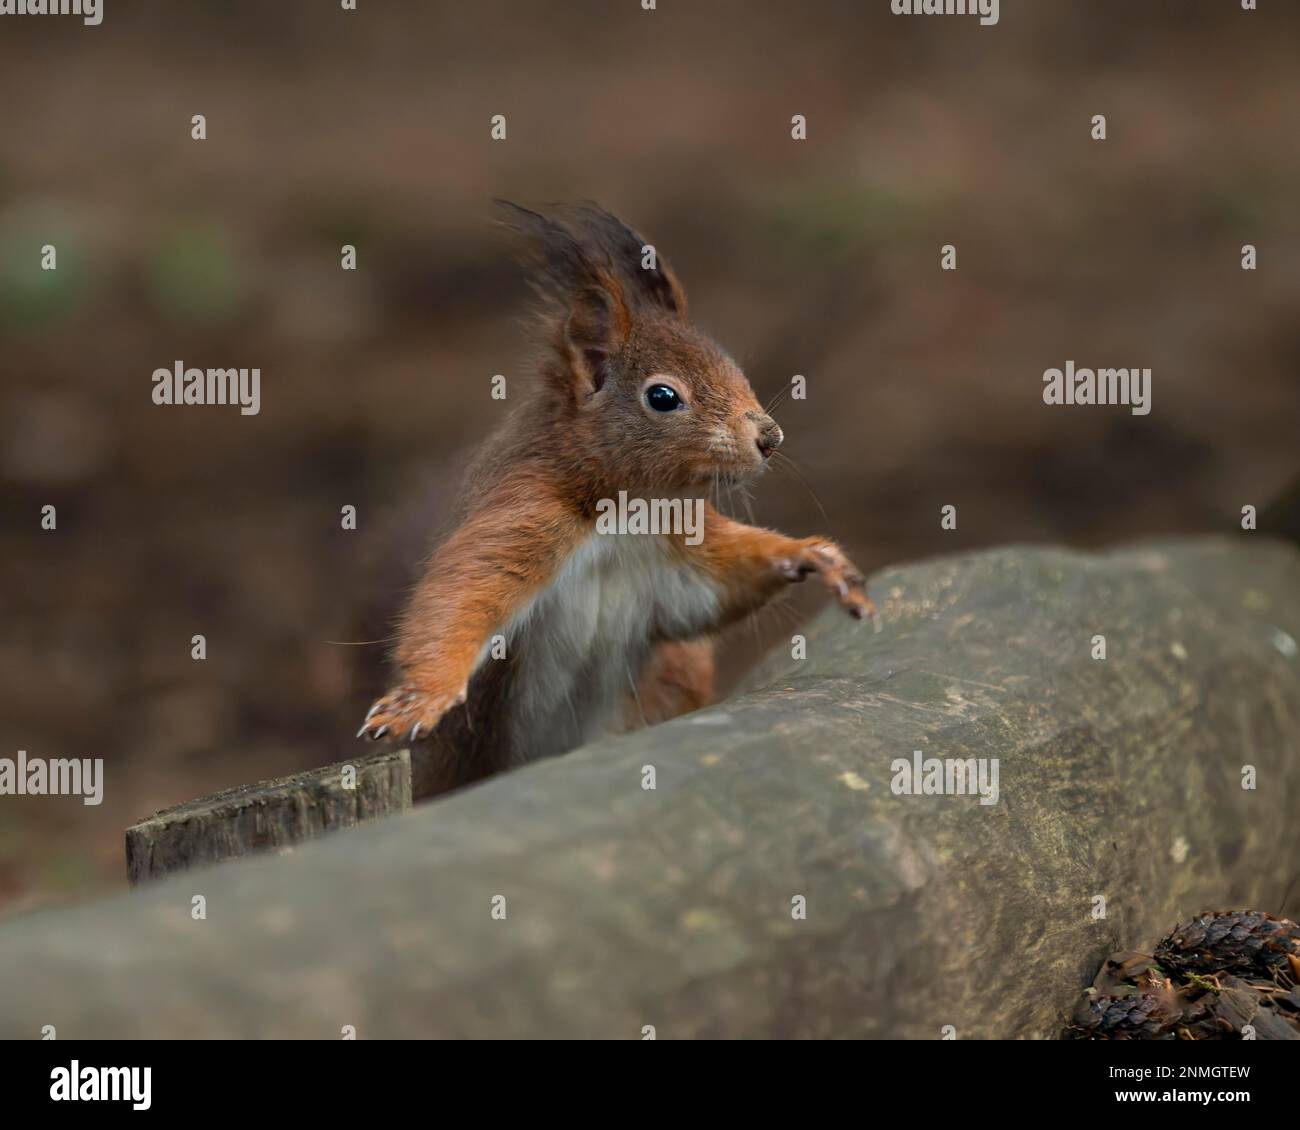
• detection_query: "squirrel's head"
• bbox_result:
[499,201,782,493]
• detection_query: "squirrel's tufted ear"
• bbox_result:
[496,200,634,399]
[561,276,630,396]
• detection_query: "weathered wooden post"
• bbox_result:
[125,750,411,884]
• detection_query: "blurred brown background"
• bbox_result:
[1,0,1297,915]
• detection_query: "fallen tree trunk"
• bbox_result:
[0,537,1296,1039]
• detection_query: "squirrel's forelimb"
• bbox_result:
[362,475,588,744]
[675,507,875,627]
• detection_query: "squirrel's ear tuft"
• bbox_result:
[570,201,688,320]
[495,200,601,300]
[495,199,687,321]
[496,200,632,399]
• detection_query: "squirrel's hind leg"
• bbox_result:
[623,638,715,730]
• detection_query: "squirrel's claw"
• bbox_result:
[788,541,876,624]
[358,681,469,744]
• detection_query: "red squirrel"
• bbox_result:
[360,202,874,797]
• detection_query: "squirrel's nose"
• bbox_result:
[755,419,783,459]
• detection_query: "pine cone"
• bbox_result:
[1069,988,1194,1040]
[1066,912,1300,1039]
[1155,911,1300,980]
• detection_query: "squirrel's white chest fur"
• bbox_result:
[499,532,720,763]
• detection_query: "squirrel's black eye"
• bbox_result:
[645,384,682,412]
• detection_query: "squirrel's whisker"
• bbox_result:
[771,451,831,529]
[764,384,792,415]
[325,636,400,647]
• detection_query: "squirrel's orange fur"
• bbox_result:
[361,202,873,797]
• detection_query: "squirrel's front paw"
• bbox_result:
[779,541,877,623]
[358,680,468,743]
